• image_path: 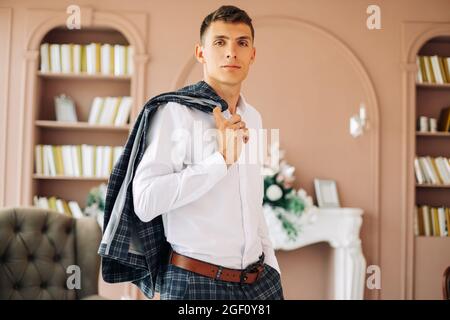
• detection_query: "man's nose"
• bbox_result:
[226,44,238,59]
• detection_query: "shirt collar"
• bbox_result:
[236,93,247,114]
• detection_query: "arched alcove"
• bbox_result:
[402,24,450,299]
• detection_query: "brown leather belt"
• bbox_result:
[169,251,265,284]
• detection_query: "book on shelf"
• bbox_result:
[414,156,450,185]
[39,42,133,76]
[438,106,450,132]
[87,96,132,126]
[415,205,450,237]
[33,195,85,218]
[35,144,124,178]
[416,55,450,84]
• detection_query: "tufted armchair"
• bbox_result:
[0,207,104,300]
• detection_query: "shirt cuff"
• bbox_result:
[264,249,281,276]
[199,151,228,183]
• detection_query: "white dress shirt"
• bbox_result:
[132,93,280,275]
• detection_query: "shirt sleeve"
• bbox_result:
[132,102,228,223]
[254,109,281,275]
[258,169,281,275]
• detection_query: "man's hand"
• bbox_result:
[213,106,249,167]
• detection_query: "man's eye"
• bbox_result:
[239,42,248,47]
[215,41,224,46]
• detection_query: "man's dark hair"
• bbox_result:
[200,5,254,44]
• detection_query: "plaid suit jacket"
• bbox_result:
[98,81,228,298]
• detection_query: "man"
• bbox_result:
[131,5,283,300]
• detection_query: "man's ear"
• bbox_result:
[250,47,256,65]
[195,44,205,64]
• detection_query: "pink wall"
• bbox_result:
[1,0,450,299]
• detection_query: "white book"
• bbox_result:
[61,145,74,176]
[33,195,39,207]
[45,145,56,176]
[68,201,84,219]
[88,97,104,125]
[40,43,50,73]
[114,45,125,76]
[86,43,99,75]
[60,44,72,73]
[43,146,49,176]
[98,97,119,125]
[35,145,43,175]
[418,157,431,184]
[86,43,93,74]
[95,146,104,177]
[422,206,431,236]
[71,145,81,177]
[55,199,65,214]
[38,197,50,210]
[424,157,439,185]
[416,56,423,83]
[72,44,81,74]
[101,44,113,75]
[435,157,450,184]
[443,157,450,182]
[113,146,123,167]
[430,55,444,84]
[414,157,425,184]
[114,96,132,126]
[50,44,61,73]
[102,146,112,177]
[97,97,112,125]
[81,144,93,177]
[438,207,447,236]
[127,46,133,75]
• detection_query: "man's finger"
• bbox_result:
[213,106,225,125]
[229,121,245,130]
[228,114,241,125]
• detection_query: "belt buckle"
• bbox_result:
[240,259,264,284]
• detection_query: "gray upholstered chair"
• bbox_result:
[0,207,104,299]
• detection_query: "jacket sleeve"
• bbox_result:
[132,102,228,222]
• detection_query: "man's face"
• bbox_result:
[196,21,256,87]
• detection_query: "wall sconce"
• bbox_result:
[349,103,368,138]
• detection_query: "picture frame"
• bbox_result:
[314,178,341,208]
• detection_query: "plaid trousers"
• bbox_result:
[159,263,284,300]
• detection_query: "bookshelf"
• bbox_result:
[33,26,133,210]
[414,36,450,299]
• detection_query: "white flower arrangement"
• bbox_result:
[84,183,107,228]
[262,142,317,241]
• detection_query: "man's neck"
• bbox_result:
[204,78,241,115]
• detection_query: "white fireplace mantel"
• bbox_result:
[265,206,366,300]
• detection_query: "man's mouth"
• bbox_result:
[222,65,241,69]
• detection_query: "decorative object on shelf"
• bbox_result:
[84,183,107,228]
[262,142,317,241]
[349,103,369,138]
[314,178,341,208]
[54,94,78,122]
